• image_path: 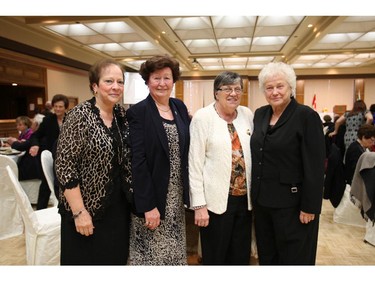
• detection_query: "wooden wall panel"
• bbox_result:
[175,80,184,101]
[354,79,365,102]
[296,80,305,105]
[0,120,18,138]
[240,78,249,107]
[0,58,46,87]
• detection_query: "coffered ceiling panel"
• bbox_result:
[1,16,374,74]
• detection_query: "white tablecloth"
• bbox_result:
[0,151,25,163]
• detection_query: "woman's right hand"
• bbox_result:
[74,209,95,236]
[194,207,209,227]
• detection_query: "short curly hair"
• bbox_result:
[258,62,297,98]
[139,55,180,84]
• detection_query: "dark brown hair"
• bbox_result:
[139,55,180,84]
[52,94,69,109]
[89,59,125,94]
[357,123,375,139]
[348,99,367,117]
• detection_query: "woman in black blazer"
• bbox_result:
[251,62,325,265]
[126,55,190,265]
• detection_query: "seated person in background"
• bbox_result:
[344,124,375,185]
[370,104,375,125]
[41,100,53,117]
[323,114,335,160]
[323,114,335,134]
[31,113,45,132]
[9,115,45,181]
[4,116,33,147]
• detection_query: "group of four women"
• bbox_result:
[55,56,325,265]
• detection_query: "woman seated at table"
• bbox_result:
[8,115,44,181]
[344,124,375,185]
[2,116,34,148]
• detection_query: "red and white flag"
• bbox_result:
[312,94,317,110]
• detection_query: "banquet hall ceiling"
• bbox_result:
[2,16,375,74]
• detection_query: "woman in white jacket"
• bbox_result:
[189,71,254,265]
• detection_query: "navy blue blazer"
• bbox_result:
[126,94,190,219]
[251,98,325,214]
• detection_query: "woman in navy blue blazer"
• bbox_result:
[251,62,325,265]
[126,55,190,265]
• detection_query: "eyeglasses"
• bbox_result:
[217,87,243,95]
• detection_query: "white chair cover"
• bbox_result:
[0,155,24,240]
[20,179,41,205]
[0,152,41,205]
[365,220,375,247]
[333,184,366,228]
[41,150,58,207]
[5,165,61,265]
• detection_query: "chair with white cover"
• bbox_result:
[20,179,42,205]
[5,165,61,265]
[0,155,24,240]
[333,184,366,228]
[0,152,41,205]
[365,220,375,247]
[41,150,58,207]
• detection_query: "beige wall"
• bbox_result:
[47,68,375,116]
[47,69,91,104]
[249,78,375,114]
[365,79,375,108]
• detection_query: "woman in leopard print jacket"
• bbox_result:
[55,59,132,265]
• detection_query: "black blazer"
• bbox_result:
[29,113,61,152]
[251,98,325,214]
[126,94,190,219]
[11,137,43,180]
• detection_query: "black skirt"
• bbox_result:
[60,176,130,265]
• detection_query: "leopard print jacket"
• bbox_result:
[55,97,132,220]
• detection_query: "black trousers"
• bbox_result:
[200,195,252,265]
[36,177,51,210]
[254,203,319,265]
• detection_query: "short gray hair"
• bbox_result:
[213,71,243,100]
[33,114,45,126]
[258,62,296,97]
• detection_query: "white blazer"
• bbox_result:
[189,103,254,214]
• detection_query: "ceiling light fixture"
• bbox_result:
[192,58,199,69]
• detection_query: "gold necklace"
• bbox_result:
[156,105,171,112]
[155,101,171,112]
